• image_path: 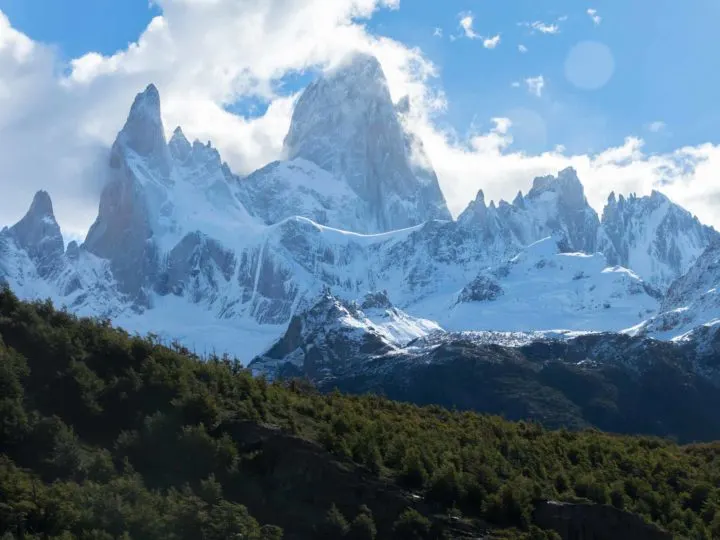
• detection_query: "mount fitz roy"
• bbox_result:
[2,52,720,393]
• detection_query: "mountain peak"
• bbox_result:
[9,191,64,277]
[27,190,55,219]
[282,51,450,232]
[113,83,167,161]
[649,189,669,203]
[513,190,524,208]
[169,125,192,162]
[529,167,586,209]
[327,51,385,85]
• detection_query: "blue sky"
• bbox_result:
[2,0,719,157]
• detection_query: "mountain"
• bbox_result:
[251,290,441,382]
[629,240,720,340]
[600,190,718,290]
[1,53,719,371]
[280,52,451,232]
[2,190,64,279]
[249,293,720,442]
[456,167,601,254]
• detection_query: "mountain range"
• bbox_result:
[2,52,720,426]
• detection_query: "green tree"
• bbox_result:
[392,508,431,539]
[317,504,349,539]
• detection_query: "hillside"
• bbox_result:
[2,286,720,538]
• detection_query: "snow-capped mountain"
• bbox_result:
[456,167,601,254]
[629,240,720,340]
[250,290,441,381]
[600,191,718,290]
[1,52,718,369]
[281,53,451,232]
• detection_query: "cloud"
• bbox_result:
[483,34,501,49]
[587,9,602,25]
[518,44,528,53]
[648,121,666,133]
[433,27,443,38]
[520,21,561,35]
[459,13,479,39]
[525,75,545,97]
[511,81,521,88]
[1,0,720,243]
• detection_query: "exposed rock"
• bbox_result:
[533,500,671,540]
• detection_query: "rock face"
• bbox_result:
[533,500,672,540]
[83,84,165,299]
[7,191,64,278]
[283,52,451,232]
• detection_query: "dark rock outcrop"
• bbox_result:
[533,500,671,540]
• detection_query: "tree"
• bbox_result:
[348,506,377,540]
[392,509,430,539]
[317,504,349,539]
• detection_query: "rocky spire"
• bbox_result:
[109,83,171,180]
[10,190,65,278]
[283,52,450,232]
[84,84,167,300]
[169,126,192,163]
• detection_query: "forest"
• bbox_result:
[1,285,720,538]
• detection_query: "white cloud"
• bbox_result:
[459,13,479,39]
[433,27,443,38]
[587,8,602,25]
[1,0,720,243]
[525,75,545,97]
[521,21,561,35]
[518,44,528,53]
[648,121,666,133]
[511,81,521,88]
[483,34,501,49]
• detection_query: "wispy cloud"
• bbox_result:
[457,12,500,49]
[518,44,528,53]
[433,27,443,38]
[648,121,667,133]
[483,34,501,49]
[519,20,562,35]
[459,13,480,39]
[511,81,521,88]
[525,75,545,97]
[587,8,602,25]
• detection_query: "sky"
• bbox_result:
[1,0,719,240]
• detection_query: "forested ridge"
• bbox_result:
[1,286,720,539]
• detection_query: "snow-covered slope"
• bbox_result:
[600,191,718,290]
[412,235,660,333]
[235,159,365,230]
[628,241,720,340]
